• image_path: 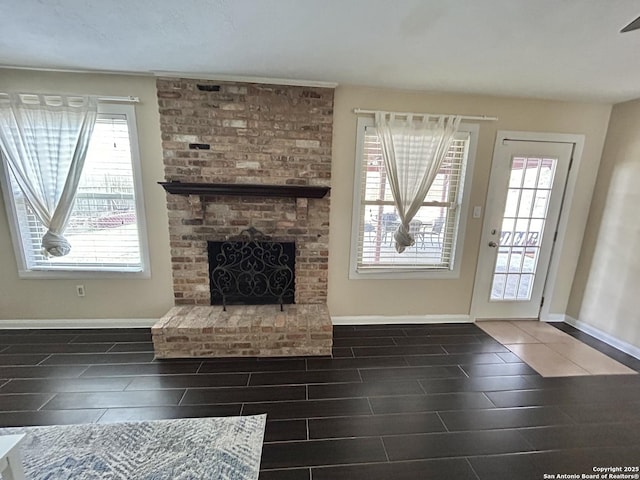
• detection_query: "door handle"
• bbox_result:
[488,241,498,248]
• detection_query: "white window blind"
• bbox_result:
[355,125,470,271]
[5,111,145,273]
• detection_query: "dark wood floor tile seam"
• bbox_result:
[180,386,307,405]
[306,358,410,371]
[176,389,188,406]
[0,367,91,379]
[41,353,157,365]
[0,393,56,411]
[303,430,457,443]
[259,466,312,474]
[0,406,106,414]
[81,370,207,378]
[429,421,577,435]
[94,409,110,423]
[305,418,310,441]
[366,397,375,418]
[36,393,57,411]
[228,368,323,376]
[41,353,159,367]
[242,408,376,421]
[313,421,554,442]
[262,437,333,446]
[126,384,252,392]
[379,433,391,462]
[435,405,580,425]
[308,390,441,400]
[350,326,409,335]
[264,435,384,448]
[381,428,536,459]
[435,411,450,432]
[310,460,470,480]
[464,457,483,480]
[463,443,640,466]
[481,391,497,408]
[351,346,448,357]
[417,378,428,394]
[513,420,640,434]
[35,354,53,366]
[492,384,640,398]
[195,362,208,374]
[249,380,368,388]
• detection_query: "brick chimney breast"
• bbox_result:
[153,78,334,358]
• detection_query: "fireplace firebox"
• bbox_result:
[208,227,295,311]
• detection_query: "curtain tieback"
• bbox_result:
[42,230,71,257]
[394,223,415,253]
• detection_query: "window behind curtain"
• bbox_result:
[2,105,147,275]
[353,122,472,274]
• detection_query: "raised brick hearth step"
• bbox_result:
[152,304,333,358]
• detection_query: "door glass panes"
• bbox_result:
[491,156,557,301]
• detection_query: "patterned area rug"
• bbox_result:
[0,415,266,480]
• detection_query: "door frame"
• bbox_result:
[470,130,586,321]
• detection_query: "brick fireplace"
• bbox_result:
[151,78,334,358]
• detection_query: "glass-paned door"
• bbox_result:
[491,156,557,301]
[473,139,573,319]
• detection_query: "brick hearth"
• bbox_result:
[153,78,334,358]
[153,305,332,358]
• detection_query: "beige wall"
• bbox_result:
[328,85,611,317]
[0,70,612,322]
[0,69,174,320]
[568,99,640,349]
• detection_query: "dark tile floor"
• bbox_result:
[0,323,638,479]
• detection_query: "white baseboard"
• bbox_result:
[331,314,471,325]
[0,318,158,329]
[564,315,640,360]
[541,313,567,323]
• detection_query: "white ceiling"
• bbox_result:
[1,0,639,103]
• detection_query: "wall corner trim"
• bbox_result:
[564,315,640,360]
[331,314,472,325]
[0,318,158,329]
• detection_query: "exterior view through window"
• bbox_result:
[3,107,146,274]
[354,124,472,273]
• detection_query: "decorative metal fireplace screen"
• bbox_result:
[208,228,295,310]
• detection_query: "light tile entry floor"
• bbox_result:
[476,321,637,377]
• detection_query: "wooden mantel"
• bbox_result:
[158,181,330,199]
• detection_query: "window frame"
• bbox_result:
[0,102,151,279]
[349,115,479,279]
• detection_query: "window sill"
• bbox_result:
[17,268,150,280]
[349,268,460,280]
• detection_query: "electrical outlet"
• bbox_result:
[76,285,86,297]
[473,206,482,218]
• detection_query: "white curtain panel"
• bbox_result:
[375,111,461,253]
[0,93,98,256]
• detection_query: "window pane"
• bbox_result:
[7,113,144,272]
[356,127,469,271]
